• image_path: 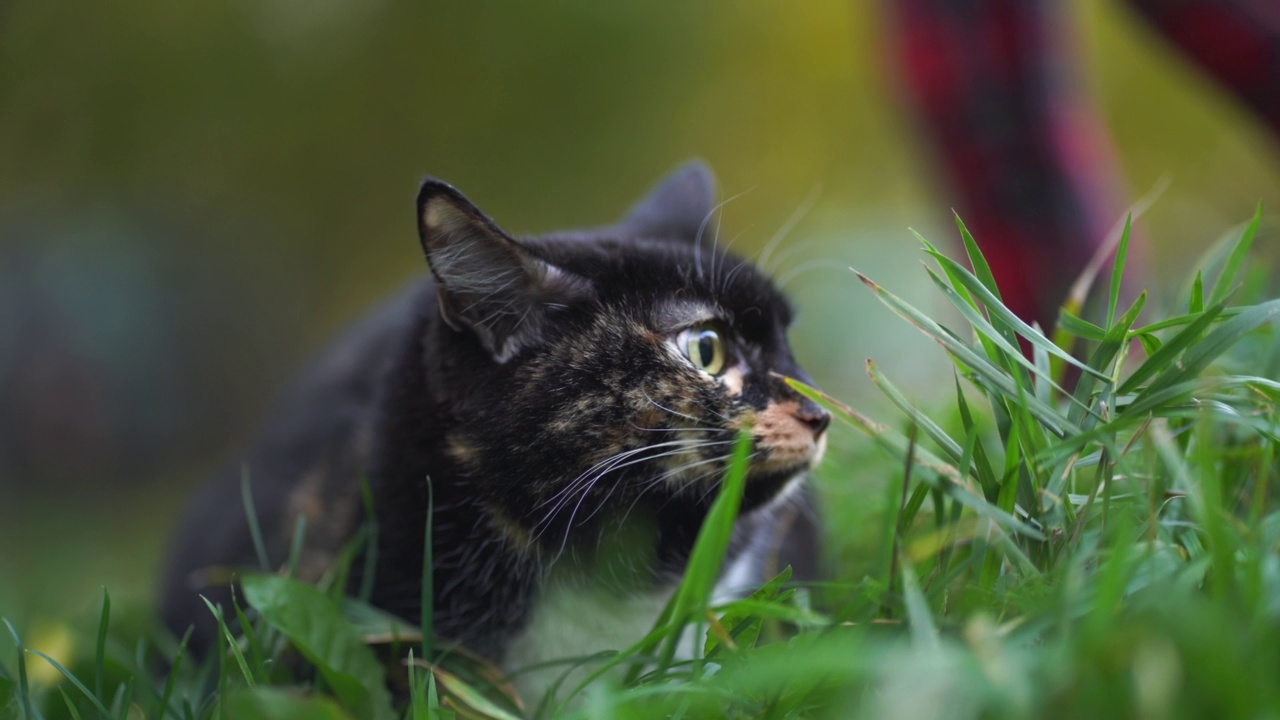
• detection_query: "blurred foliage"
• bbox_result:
[1,0,1278,620]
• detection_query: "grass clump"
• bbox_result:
[3,208,1278,719]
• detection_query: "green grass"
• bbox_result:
[4,208,1279,719]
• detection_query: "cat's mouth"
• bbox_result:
[748,398,829,471]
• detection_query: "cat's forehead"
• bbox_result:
[529,233,793,329]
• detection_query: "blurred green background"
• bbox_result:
[1,0,1277,631]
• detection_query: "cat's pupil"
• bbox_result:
[697,334,716,366]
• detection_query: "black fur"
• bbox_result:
[159,161,829,668]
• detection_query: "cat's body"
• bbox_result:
[159,162,829,702]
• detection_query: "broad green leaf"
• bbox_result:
[222,687,353,720]
[241,574,395,720]
[430,666,523,720]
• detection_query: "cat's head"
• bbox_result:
[417,162,829,539]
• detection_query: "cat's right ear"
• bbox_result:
[614,159,717,243]
[418,180,589,362]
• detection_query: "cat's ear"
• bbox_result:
[418,179,589,362]
[613,160,716,242]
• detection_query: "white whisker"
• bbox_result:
[759,185,822,276]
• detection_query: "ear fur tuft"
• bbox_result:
[417,179,588,361]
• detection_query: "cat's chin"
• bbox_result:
[740,465,808,512]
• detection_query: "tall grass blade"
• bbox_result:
[94,588,109,719]
[953,214,1001,300]
[921,251,1109,381]
[4,619,38,720]
[853,270,1076,435]
[1208,202,1262,307]
[867,360,963,464]
[1138,299,1280,399]
[241,468,271,572]
[58,687,86,720]
[199,598,256,689]
[1106,215,1131,328]
[157,628,191,720]
[1118,300,1229,395]
[899,562,938,650]
[26,650,111,717]
[421,478,435,666]
[357,479,379,604]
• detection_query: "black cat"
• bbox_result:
[159,161,829,701]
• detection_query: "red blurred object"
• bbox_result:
[887,0,1280,330]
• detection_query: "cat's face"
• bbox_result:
[418,163,829,546]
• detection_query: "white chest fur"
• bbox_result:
[502,551,761,706]
[502,578,676,706]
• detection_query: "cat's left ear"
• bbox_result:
[613,159,716,243]
[418,179,589,362]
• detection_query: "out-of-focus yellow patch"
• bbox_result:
[25,623,75,687]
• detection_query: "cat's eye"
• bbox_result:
[678,325,726,375]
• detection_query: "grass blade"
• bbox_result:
[94,588,109,719]
[921,251,1109,382]
[953,213,1001,301]
[199,597,256,689]
[867,359,963,464]
[1208,202,1261,307]
[924,266,1099,418]
[1118,300,1229,395]
[4,619,39,720]
[421,478,435,666]
[26,650,112,718]
[854,270,1076,435]
[1106,214,1131,328]
[241,468,272,572]
[157,627,191,720]
[1138,299,1280,399]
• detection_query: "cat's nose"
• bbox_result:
[796,401,830,438]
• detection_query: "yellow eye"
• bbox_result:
[679,325,725,375]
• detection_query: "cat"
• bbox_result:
[158,161,830,703]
